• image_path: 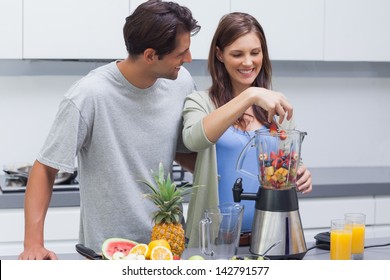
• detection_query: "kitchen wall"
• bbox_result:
[1,59,390,171]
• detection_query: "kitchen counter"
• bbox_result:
[0,175,80,209]
[1,238,389,260]
[182,237,390,260]
[1,167,389,209]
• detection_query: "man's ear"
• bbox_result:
[144,48,157,63]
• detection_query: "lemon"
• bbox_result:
[129,243,149,257]
[147,239,171,259]
[150,245,173,260]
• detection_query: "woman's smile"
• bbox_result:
[237,68,255,75]
[218,31,263,91]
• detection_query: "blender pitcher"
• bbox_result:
[199,203,244,259]
[234,128,308,259]
[237,129,307,189]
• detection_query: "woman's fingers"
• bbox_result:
[296,166,312,194]
[267,96,293,123]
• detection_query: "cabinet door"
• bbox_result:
[231,0,324,61]
[299,196,375,229]
[324,0,390,61]
[23,0,129,59]
[0,0,22,58]
[0,207,80,256]
[130,0,229,59]
[376,196,390,225]
[175,0,229,59]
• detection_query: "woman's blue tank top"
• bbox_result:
[216,126,264,232]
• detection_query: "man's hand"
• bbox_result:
[18,245,58,260]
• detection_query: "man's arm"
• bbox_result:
[18,160,58,260]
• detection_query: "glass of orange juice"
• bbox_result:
[345,213,366,260]
[330,219,352,260]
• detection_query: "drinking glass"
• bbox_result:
[330,219,352,260]
[345,213,366,260]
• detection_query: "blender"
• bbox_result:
[234,128,307,259]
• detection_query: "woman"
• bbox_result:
[183,12,312,247]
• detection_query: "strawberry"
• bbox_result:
[279,130,287,140]
[260,166,265,179]
[270,122,278,136]
[269,178,277,188]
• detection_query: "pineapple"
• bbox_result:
[141,162,195,257]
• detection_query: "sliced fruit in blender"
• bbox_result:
[279,130,287,140]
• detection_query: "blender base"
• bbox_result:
[249,209,308,259]
[251,251,307,260]
[249,188,308,259]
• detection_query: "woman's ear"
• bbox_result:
[216,47,223,62]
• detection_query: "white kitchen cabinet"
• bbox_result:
[23,0,130,59]
[129,0,229,59]
[299,195,390,241]
[0,207,80,257]
[0,0,22,58]
[231,0,325,61]
[324,0,390,61]
[375,196,390,225]
[5,0,390,62]
[174,0,230,59]
[299,196,376,229]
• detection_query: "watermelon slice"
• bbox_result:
[101,238,138,260]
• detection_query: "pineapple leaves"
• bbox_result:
[158,162,165,183]
[139,179,158,195]
[154,214,166,224]
[140,162,203,225]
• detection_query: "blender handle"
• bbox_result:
[236,136,258,180]
[199,218,213,257]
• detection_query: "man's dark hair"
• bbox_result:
[124,0,200,59]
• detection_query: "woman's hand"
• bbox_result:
[200,87,294,143]
[247,87,293,123]
[296,165,312,194]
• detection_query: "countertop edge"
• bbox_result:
[1,166,390,209]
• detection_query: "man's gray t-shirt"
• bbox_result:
[38,61,196,252]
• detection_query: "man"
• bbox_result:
[18,0,200,260]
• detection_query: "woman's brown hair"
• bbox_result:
[208,12,272,129]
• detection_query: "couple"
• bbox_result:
[19,0,312,260]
